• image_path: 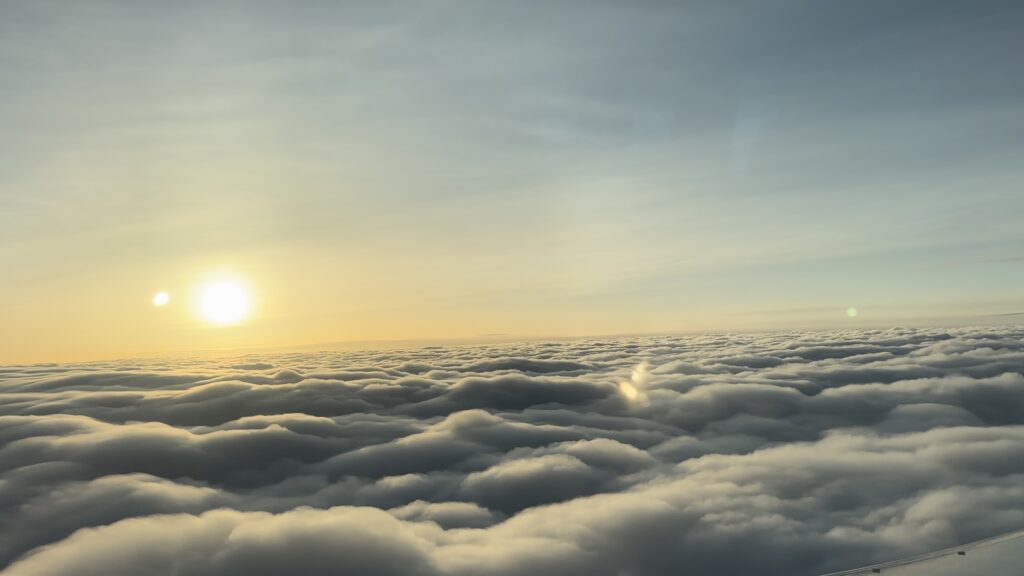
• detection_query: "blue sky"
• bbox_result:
[1,1,1023,360]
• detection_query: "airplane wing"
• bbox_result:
[821,529,1024,575]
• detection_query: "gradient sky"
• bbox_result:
[2,0,1023,363]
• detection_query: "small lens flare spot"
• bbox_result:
[153,292,170,307]
[847,307,858,317]
[619,381,640,400]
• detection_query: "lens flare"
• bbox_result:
[152,292,170,307]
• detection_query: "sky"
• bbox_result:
[2,1,1023,363]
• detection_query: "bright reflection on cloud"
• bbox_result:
[619,360,649,405]
[619,381,639,400]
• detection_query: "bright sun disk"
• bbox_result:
[200,281,250,325]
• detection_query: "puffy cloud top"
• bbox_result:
[3,327,1024,575]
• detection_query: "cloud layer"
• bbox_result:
[3,327,1024,575]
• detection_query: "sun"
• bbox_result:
[199,281,250,325]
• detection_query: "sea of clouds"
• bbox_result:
[2,326,1024,575]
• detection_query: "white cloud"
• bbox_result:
[3,326,1024,575]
